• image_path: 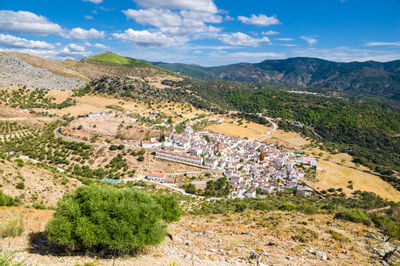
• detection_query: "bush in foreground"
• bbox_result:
[45,185,179,255]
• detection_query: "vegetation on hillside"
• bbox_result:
[82,52,161,69]
[154,57,400,101]
[165,78,400,176]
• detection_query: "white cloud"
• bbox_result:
[218,32,271,47]
[65,43,86,52]
[84,15,94,20]
[123,8,222,36]
[238,14,281,26]
[290,46,400,62]
[262,30,279,35]
[0,10,62,35]
[62,28,105,40]
[276,38,293,41]
[83,0,103,3]
[133,0,218,13]
[364,41,400,47]
[0,34,55,50]
[60,43,92,58]
[229,52,284,58]
[94,43,109,49]
[301,36,317,46]
[0,34,92,60]
[123,9,182,28]
[112,29,179,47]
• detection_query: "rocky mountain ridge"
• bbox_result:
[0,54,86,91]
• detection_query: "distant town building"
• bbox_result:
[146,173,166,183]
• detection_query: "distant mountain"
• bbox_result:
[153,57,400,100]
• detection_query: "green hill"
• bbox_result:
[82,52,156,68]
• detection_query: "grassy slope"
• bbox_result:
[83,52,163,69]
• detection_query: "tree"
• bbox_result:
[45,185,172,254]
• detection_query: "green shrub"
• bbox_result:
[0,191,17,206]
[152,194,182,222]
[291,234,307,243]
[15,183,24,190]
[45,185,172,254]
[279,203,296,211]
[33,203,46,210]
[297,203,319,214]
[253,201,276,211]
[334,208,371,226]
[327,229,349,242]
[0,217,24,238]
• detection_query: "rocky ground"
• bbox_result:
[0,55,85,91]
[1,206,399,265]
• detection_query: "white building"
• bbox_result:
[146,173,166,183]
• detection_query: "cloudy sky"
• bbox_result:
[0,0,399,66]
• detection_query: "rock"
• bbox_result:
[185,241,192,246]
[286,256,292,260]
[209,248,217,253]
[0,54,85,91]
[366,232,386,241]
[242,231,255,236]
[266,241,278,247]
[249,251,262,261]
[313,250,327,261]
[204,230,214,235]
[262,249,269,257]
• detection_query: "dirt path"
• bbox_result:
[54,128,141,148]
[255,117,278,141]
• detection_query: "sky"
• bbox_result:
[0,0,399,66]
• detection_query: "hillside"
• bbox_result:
[0,52,180,91]
[153,57,400,100]
[82,52,158,69]
[0,54,86,91]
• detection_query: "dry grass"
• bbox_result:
[0,207,384,265]
[308,160,400,202]
[0,160,81,207]
[206,119,272,140]
[267,129,311,149]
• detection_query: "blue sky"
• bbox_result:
[0,0,399,66]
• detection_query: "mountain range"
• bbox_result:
[153,57,400,100]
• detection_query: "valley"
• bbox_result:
[0,51,399,265]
